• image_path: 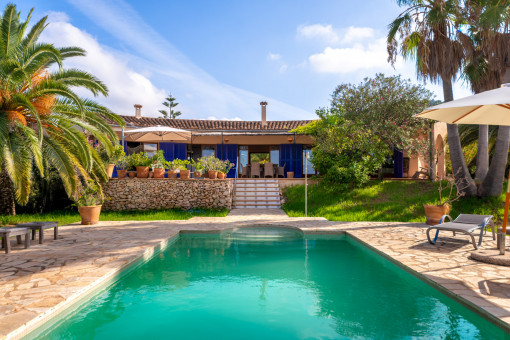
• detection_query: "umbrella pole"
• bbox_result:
[500,170,510,254]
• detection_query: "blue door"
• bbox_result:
[216,144,238,178]
[280,144,303,178]
[393,148,404,178]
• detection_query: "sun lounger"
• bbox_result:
[426,214,495,250]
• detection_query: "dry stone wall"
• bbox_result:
[103,178,234,211]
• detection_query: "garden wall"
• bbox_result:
[103,179,234,211]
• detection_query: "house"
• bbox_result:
[110,103,446,180]
[112,102,316,178]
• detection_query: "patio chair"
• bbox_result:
[426,214,495,250]
[264,162,274,178]
[240,164,249,178]
[251,162,261,178]
[278,163,285,178]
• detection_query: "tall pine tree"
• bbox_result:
[159,93,182,119]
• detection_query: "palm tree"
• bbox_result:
[458,0,510,196]
[387,0,478,196]
[0,4,124,215]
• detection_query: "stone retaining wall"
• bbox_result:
[103,178,234,211]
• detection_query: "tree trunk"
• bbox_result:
[442,77,477,196]
[0,167,16,215]
[478,126,510,196]
[475,124,489,182]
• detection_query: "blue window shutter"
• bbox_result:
[159,143,175,161]
[217,144,238,178]
[175,143,187,160]
[293,144,303,178]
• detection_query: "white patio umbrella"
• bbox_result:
[124,125,191,142]
[416,85,510,242]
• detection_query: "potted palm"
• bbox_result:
[75,180,106,225]
[131,152,152,178]
[151,151,166,178]
[203,155,221,179]
[424,173,467,225]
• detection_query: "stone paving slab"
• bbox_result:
[1,210,510,338]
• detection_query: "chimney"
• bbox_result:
[134,104,142,119]
[260,101,268,127]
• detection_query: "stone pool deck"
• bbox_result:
[1,209,510,338]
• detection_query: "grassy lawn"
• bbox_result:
[0,208,229,227]
[283,180,506,225]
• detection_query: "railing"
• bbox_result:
[231,156,239,208]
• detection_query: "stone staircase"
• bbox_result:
[233,179,281,209]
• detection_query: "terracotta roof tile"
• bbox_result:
[117,115,314,131]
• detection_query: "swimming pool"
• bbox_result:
[29,227,507,339]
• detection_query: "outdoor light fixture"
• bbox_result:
[287,137,293,142]
[224,138,230,143]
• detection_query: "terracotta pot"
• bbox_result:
[194,171,203,178]
[180,170,190,179]
[287,171,294,179]
[217,172,226,179]
[117,170,127,178]
[107,164,115,178]
[203,172,209,179]
[136,166,149,178]
[78,205,102,225]
[208,170,218,179]
[423,204,451,225]
[153,168,165,178]
[128,171,136,178]
[168,170,178,179]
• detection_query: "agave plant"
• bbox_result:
[0,4,124,215]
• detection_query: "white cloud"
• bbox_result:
[279,65,288,73]
[206,116,243,121]
[309,38,389,74]
[41,19,166,116]
[45,11,70,23]
[342,26,374,43]
[267,53,281,61]
[62,0,312,120]
[297,24,339,44]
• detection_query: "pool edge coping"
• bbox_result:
[5,223,510,338]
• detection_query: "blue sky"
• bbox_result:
[19,0,472,120]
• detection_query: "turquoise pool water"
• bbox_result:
[33,228,508,339]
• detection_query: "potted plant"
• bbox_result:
[203,155,221,179]
[218,160,234,179]
[131,152,152,178]
[75,180,106,225]
[151,151,166,178]
[192,158,204,178]
[423,173,467,225]
[116,158,128,178]
[179,159,191,179]
[97,143,125,178]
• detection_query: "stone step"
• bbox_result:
[234,204,281,208]
[234,198,281,203]
[235,194,280,198]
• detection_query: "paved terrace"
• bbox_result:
[1,209,510,338]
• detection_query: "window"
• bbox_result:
[144,143,157,157]
[303,148,314,175]
[239,146,249,168]
[250,153,270,163]
[270,146,279,165]
[202,145,215,157]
